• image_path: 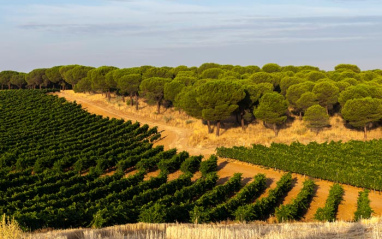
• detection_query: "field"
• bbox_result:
[1,89,382,238]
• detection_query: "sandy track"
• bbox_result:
[54,91,382,221]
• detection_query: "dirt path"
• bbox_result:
[54,91,382,221]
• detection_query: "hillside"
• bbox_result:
[55,90,382,221]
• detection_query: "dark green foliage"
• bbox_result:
[26,68,47,89]
[176,87,203,119]
[335,64,361,73]
[200,155,218,177]
[88,66,118,92]
[254,92,288,136]
[342,97,382,139]
[314,184,344,221]
[303,105,329,134]
[217,141,382,190]
[200,68,223,79]
[275,179,316,222]
[280,77,305,95]
[139,77,172,113]
[262,63,281,73]
[158,151,189,173]
[235,173,293,221]
[10,73,27,89]
[180,156,202,174]
[164,80,185,105]
[296,92,318,113]
[312,81,339,113]
[354,190,373,221]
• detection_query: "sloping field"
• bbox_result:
[55,90,382,221]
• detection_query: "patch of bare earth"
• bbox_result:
[54,90,382,221]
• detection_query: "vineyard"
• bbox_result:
[0,90,377,232]
[217,141,382,190]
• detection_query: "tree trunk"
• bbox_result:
[8,83,11,89]
[130,94,134,106]
[157,100,161,114]
[207,120,212,134]
[326,105,329,115]
[364,125,367,140]
[216,120,221,136]
[299,111,302,120]
[273,124,279,137]
[39,84,42,89]
[240,109,245,131]
[122,95,125,103]
[235,113,240,124]
[1,84,3,90]
[135,94,139,111]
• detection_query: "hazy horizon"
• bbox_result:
[1,0,381,72]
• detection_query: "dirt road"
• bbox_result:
[55,91,382,221]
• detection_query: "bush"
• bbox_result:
[200,155,218,177]
[354,189,373,221]
[314,183,344,221]
[275,179,316,222]
[180,156,202,174]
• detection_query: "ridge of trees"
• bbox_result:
[2,63,382,138]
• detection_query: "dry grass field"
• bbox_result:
[2,216,382,239]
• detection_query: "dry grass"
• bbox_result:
[22,217,382,239]
[0,214,24,239]
[62,91,382,151]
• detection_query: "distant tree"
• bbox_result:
[262,63,281,73]
[198,63,221,75]
[312,82,339,114]
[200,68,223,79]
[74,77,92,93]
[334,64,361,73]
[0,71,18,89]
[26,68,47,89]
[59,65,78,89]
[307,71,327,82]
[176,87,203,119]
[139,77,172,114]
[334,81,351,92]
[280,77,305,96]
[341,97,382,139]
[10,73,26,89]
[196,80,245,136]
[65,65,94,88]
[282,65,298,73]
[254,92,288,136]
[164,80,186,107]
[238,82,273,130]
[117,74,141,109]
[338,84,373,107]
[286,82,314,118]
[45,66,64,89]
[296,92,318,115]
[142,67,173,79]
[303,105,329,135]
[173,75,197,86]
[297,65,320,72]
[88,66,118,97]
[249,72,274,85]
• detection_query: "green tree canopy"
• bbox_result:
[196,80,245,136]
[334,64,361,73]
[198,63,221,75]
[0,71,19,89]
[88,66,118,94]
[26,68,47,89]
[74,77,92,93]
[139,77,172,114]
[280,76,305,95]
[342,97,382,139]
[312,81,339,114]
[10,73,26,89]
[286,82,314,116]
[164,80,186,106]
[200,68,224,79]
[296,92,318,114]
[117,74,142,107]
[262,63,281,73]
[143,67,173,79]
[254,92,288,136]
[176,86,203,119]
[303,105,330,135]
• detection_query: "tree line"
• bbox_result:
[2,63,382,137]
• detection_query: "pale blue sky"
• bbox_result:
[1,0,381,72]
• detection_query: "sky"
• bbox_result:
[0,0,382,72]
